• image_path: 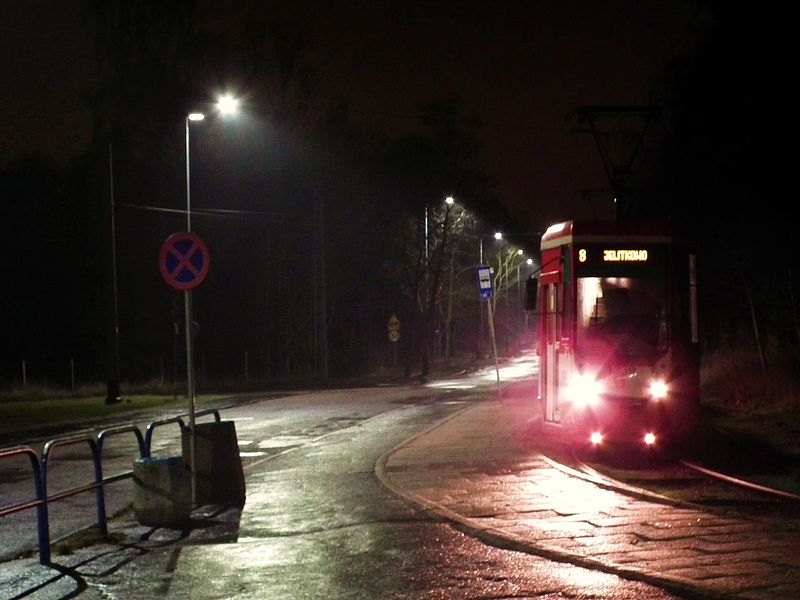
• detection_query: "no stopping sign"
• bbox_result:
[159,232,210,291]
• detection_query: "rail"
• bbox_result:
[41,434,105,564]
[0,446,49,563]
[144,408,221,457]
[0,407,225,565]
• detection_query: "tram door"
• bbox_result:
[542,281,562,424]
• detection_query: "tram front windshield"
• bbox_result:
[575,246,668,358]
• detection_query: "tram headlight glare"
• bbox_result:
[648,378,669,400]
[567,373,604,408]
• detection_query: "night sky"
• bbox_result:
[2,0,701,232]
[2,1,798,384]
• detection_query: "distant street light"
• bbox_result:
[422,195,457,371]
[184,94,239,505]
[479,231,502,264]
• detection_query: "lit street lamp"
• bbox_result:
[421,195,458,374]
[425,195,457,263]
[184,96,239,505]
[216,93,240,116]
[479,231,503,264]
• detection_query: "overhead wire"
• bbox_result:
[119,203,291,221]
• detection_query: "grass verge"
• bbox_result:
[0,392,228,442]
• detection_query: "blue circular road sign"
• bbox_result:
[159,232,210,291]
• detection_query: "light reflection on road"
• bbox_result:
[478,352,539,382]
[424,350,539,391]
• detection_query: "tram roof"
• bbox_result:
[541,219,674,250]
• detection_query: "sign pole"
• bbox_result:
[486,298,501,390]
[159,232,211,510]
[159,231,209,492]
[477,265,501,393]
[184,290,195,504]
[387,314,401,369]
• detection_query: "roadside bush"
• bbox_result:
[701,344,800,410]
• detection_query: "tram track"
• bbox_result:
[541,444,800,521]
[677,459,800,502]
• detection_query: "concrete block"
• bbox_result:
[182,421,246,507]
[132,456,192,527]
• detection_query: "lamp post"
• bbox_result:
[421,195,457,367]
[438,196,457,363]
[522,257,534,334]
[478,231,502,357]
[425,195,455,264]
[183,94,239,505]
[106,140,122,404]
[184,112,203,505]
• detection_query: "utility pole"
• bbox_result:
[566,105,660,220]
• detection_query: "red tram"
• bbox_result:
[531,219,700,448]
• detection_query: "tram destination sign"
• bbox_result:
[601,249,649,262]
[576,243,666,277]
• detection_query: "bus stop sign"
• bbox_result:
[477,265,493,299]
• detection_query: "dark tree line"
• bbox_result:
[1,2,516,389]
[632,2,800,372]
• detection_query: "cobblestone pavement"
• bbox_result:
[376,382,800,600]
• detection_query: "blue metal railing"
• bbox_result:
[144,416,186,458]
[144,408,220,457]
[0,446,49,563]
[0,407,224,565]
[41,434,105,563]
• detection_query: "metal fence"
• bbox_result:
[0,408,221,564]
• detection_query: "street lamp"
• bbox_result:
[184,95,239,505]
[426,195,457,262]
[477,231,503,380]
[479,231,503,264]
[422,195,457,371]
[106,141,122,404]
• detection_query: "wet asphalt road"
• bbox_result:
[1,371,685,598]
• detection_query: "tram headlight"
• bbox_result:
[648,378,669,400]
[566,373,604,408]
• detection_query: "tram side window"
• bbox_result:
[524,276,538,311]
[578,278,604,333]
[546,283,561,345]
[556,284,563,342]
[562,276,572,345]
